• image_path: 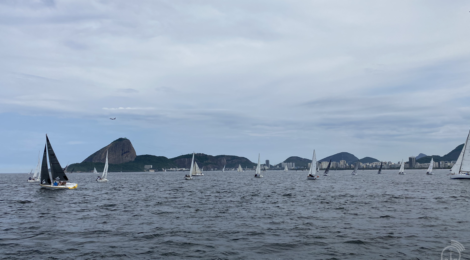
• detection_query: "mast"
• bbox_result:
[459,131,470,174]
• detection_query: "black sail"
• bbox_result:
[40,145,51,185]
[324,160,332,174]
[46,135,68,181]
[378,162,383,174]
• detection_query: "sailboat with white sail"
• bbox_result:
[93,167,98,174]
[27,155,41,183]
[284,165,288,172]
[96,151,109,182]
[377,162,383,174]
[39,135,78,190]
[398,160,405,175]
[451,131,470,179]
[192,162,204,176]
[222,165,225,172]
[323,159,331,176]
[426,158,434,175]
[307,150,318,180]
[254,154,263,178]
[185,153,195,180]
[237,164,243,172]
[351,161,359,175]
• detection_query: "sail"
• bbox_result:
[46,135,68,181]
[459,131,470,173]
[237,164,242,172]
[378,162,383,174]
[93,167,98,174]
[194,162,202,174]
[222,165,225,172]
[324,160,331,174]
[284,165,288,172]
[451,142,466,174]
[188,153,195,177]
[427,158,433,174]
[309,150,316,175]
[352,161,359,174]
[40,145,51,185]
[399,160,405,173]
[33,156,41,178]
[102,151,109,179]
[256,154,261,174]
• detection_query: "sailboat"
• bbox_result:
[351,161,359,175]
[222,165,225,172]
[284,165,288,172]
[237,164,243,172]
[254,154,263,178]
[398,160,405,175]
[39,135,78,190]
[192,162,204,176]
[96,151,109,182]
[93,167,98,174]
[323,159,331,176]
[426,158,434,175]
[185,153,195,180]
[307,150,318,180]
[377,162,383,174]
[28,155,41,183]
[451,131,470,179]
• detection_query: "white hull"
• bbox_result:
[450,174,470,179]
[192,173,204,176]
[28,179,39,183]
[254,174,263,178]
[185,176,193,180]
[96,178,108,182]
[40,183,78,190]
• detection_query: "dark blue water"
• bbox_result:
[1,170,469,259]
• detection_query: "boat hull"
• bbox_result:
[40,183,78,190]
[307,176,317,180]
[96,178,108,183]
[254,174,263,178]
[27,179,39,183]
[451,174,470,179]
[426,172,433,175]
[398,172,406,175]
[192,174,204,176]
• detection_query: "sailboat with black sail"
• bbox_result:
[323,159,331,176]
[377,162,383,174]
[40,135,78,189]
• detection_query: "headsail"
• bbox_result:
[40,145,51,185]
[46,135,68,181]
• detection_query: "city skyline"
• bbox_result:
[1,1,470,172]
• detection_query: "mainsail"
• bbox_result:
[222,165,225,172]
[309,150,316,175]
[255,154,261,175]
[101,151,109,179]
[40,145,51,185]
[459,131,470,173]
[426,158,434,174]
[46,135,68,181]
[188,153,195,177]
[378,162,383,174]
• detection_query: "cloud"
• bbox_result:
[117,88,139,94]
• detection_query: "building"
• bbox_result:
[265,160,270,168]
[281,162,295,169]
[409,157,416,169]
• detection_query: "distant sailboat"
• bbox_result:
[185,153,195,180]
[398,160,405,175]
[451,131,470,179]
[307,150,318,180]
[192,162,204,176]
[28,155,41,183]
[237,164,243,172]
[426,158,434,175]
[323,159,331,176]
[222,165,225,172]
[93,167,98,174]
[352,161,359,175]
[96,151,109,182]
[40,135,78,189]
[377,162,383,174]
[284,165,288,172]
[254,154,263,178]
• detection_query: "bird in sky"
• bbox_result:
[110,118,116,120]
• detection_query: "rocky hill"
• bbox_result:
[416,144,464,163]
[358,157,379,163]
[319,152,359,164]
[171,153,256,170]
[281,156,310,167]
[82,138,136,164]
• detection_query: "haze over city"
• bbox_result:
[1,0,470,172]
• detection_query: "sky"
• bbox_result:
[1,0,470,172]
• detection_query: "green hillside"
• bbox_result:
[416,144,464,163]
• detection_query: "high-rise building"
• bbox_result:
[409,156,416,169]
[265,160,270,168]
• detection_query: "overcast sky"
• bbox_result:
[1,0,470,172]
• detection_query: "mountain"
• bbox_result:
[171,153,256,170]
[319,152,359,164]
[415,153,427,160]
[358,157,380,164]
[282,156,310,167]
[82,138,136,164]
[416,144,464,163]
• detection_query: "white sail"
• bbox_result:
[427,158,434,174]
[284,165,288,172]
[188,153,195,177]
[256,154,261,174]
[101,151,108,179]
[32,157,40,179]
[459,131,470,173]
[194,162,202,174]
[237,164,243,172]
[93,167,98,174]
[451,142,466,174]
[352,161,359,175]
[309,150,316,175]
[222,165,225,172]
[399,160,405,174]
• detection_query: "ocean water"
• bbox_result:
[1,169,469,259]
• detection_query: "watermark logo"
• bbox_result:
[441,240,465,260]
